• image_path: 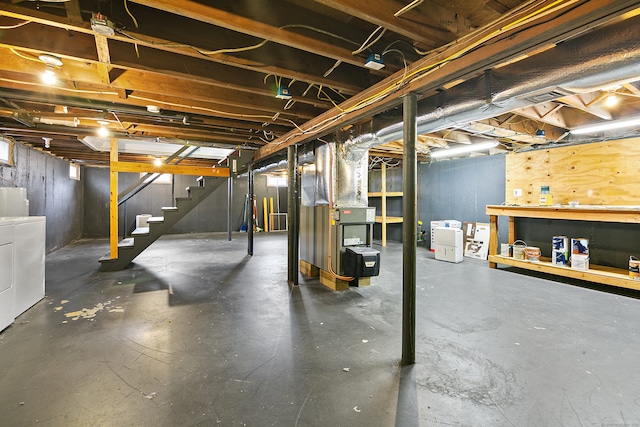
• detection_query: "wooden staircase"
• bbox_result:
[99,176,226,271]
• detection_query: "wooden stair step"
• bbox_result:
[131,227,149,236]
[118,238,135,248]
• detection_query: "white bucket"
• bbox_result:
[500,243,511,257]
[571,254,589,271]
[512,240,527,260]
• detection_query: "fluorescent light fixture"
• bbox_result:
[81,136,235,160]
[364,53,384,70]
[430,141,499,159]
[571,116,640,135]
[146,105,160,113]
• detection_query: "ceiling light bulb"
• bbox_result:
[146,105,160,113]
[153,158,163,167]
[97,126,109,137]
[41,66,57,85]
[42,137,52,149]
[605,93,619,107]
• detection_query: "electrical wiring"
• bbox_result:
[352,26,387,55]
[350,0,572,112]
[271,0,575,146]
[352,0,422,57]
[199,39,269,56]
[382,48,408,84]
[394,0,424,17]
[123,0,139,28]
[128,94,292,124]
[280,24,361,48]
[0,176,18,187]
[0,20,30,30]
[323,60,342,78]
[9,48,41,63]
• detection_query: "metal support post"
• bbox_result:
[287,145,299,285]
[402,92,417,365]
[248,164,254,256]
[227,175,233,241]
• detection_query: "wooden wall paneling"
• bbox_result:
[505,138,640,206]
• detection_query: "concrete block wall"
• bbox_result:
[0,142,83,253]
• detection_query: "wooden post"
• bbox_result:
[109,138,118,259]
[263,197,269,232]
[269,197,274,231]
[489,214,498,268]
[381,162,387,246]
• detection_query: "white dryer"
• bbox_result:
[0,222,15,332]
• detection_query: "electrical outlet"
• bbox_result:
[514,188,523,197]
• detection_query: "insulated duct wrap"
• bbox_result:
[343,14,640,156]
[333,143,368,208]
[303,143,368,208]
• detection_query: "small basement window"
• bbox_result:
[140,172,172,184]
[267,175,287,187]
[0,136,14,165]
[69,163,80,181]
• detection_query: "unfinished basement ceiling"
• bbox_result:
[0,0,639,167]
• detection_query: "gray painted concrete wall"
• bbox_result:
[368,156,508,245]
[369,155,507,247]
[0,142,83,253]
[419,154,508,245]
[83,168,286,238]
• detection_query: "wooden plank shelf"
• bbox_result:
[368,191,403,198]
[368,163,403,246]
[489,255,640,291]
[375,216,403,223]
[486,204,640,291]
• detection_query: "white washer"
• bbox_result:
[0,222,15,332]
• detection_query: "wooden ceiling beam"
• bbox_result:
[128,0,377,69]
[0,28,335,110]
[311,0,463,45]
[0,51,322,121]
[256,0,640,161]
[0,4,365,95]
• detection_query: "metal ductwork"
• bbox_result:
[345,14,640,154]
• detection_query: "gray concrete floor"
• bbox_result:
[1,232,640,426]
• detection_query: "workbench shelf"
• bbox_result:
[486,204,640,291]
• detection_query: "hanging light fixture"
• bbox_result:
[96,120,110,137]
[604,91,619,108]
[42,137,52,149]
[38,54,63,85]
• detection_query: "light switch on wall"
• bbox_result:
[514,188,523,197]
